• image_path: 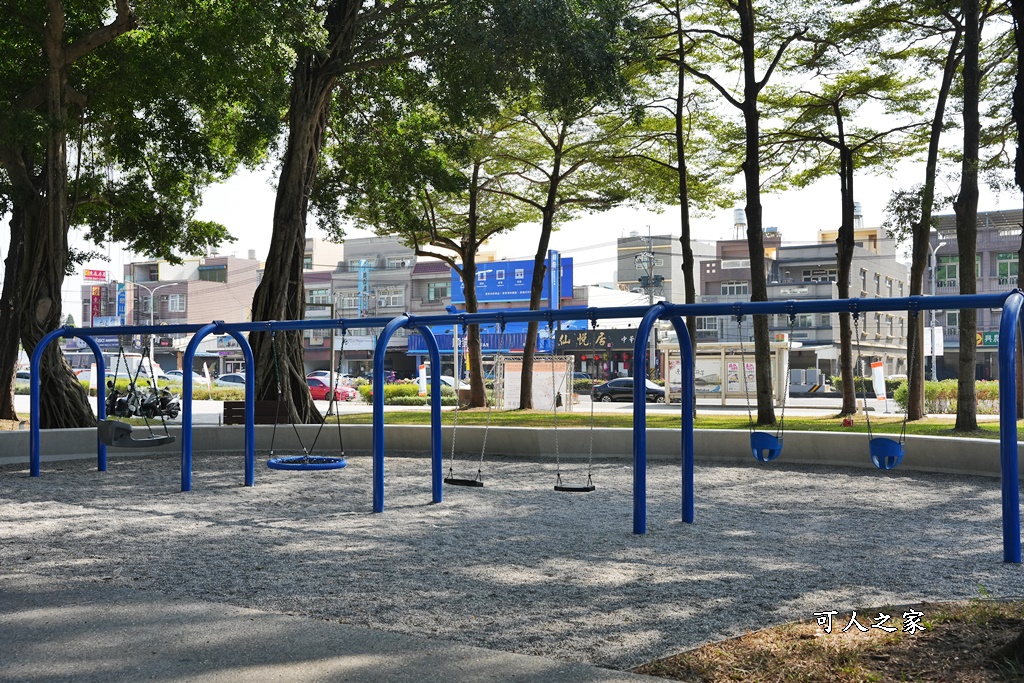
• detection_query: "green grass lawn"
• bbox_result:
[332,409,1011,439]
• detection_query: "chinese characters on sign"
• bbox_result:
[813,610,926,635]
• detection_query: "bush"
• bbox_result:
[573,378,593,392]
[388,395,458,406]
[357,382,455,404]
[830,376,905,396]
[892,379,999,415]
[77,379,247,401]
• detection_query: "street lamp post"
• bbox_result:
[928,240,947,381]
[133,281,178,387]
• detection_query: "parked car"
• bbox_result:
[573,372,592,381]
[74,368,114,385]
[165,369,207,383]
[15,370,30,387]
[307,377,357,401]
[307,370,355,385]
[591,377,666,403]
[426,375,469,390]
[214,372,246,387]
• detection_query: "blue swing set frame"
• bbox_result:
[26,291,1024,563]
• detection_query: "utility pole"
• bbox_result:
[134,281,178,387]
[635,228,663,379]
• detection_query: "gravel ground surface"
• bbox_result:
[1,452,1022,670]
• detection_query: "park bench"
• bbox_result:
[222,400,290,425]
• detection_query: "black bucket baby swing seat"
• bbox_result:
[97,344,176,449]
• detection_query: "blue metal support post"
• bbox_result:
[997,291,1023,563]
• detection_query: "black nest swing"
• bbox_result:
[265,331,347,471]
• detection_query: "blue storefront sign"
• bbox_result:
[450,253,573,304]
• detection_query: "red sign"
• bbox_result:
[90,286,101,318]
[83,269,107,282]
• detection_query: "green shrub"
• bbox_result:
[830,376,905,395]
[892,379,998,414]
[358,382,453,404]
[388,395,458,406]
[573,379,593,392]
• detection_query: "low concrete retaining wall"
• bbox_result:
[1,424,1020,480]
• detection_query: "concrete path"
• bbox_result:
[0,572,661,683]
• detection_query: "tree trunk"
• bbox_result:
[520,208,557,411]
[18,15,95,429]
[250,1,359,424]
[675,40,697,341]
[675,32,698,416]
[519,132,564,411]
[0,206,26,421]
[738,0,775,426]
[835,142,858,416]
[911,22,963,420]
[462,245,487,409]
[463,169,487,409]
[20,194,95,429]
[954,0,980,432]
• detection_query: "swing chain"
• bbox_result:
[736,315,755,434]
[853,313,875,441]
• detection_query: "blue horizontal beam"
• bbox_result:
[64,292,1015,340]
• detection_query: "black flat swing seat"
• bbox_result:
[554,473,595,493]
[750,431,783,462]
[554,483,596,493]
[444,468,483,487]
[97,419,175,449]
[267,455,347,471]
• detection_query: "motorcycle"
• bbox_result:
[158,387,180,419]
[106,380,179,420]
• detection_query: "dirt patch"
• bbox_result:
[633,601,1024,682]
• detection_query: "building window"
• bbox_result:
[427,282,449,303]
[304,328,330,337]
[303,256,313,270]
[899,281,904,297]
[696,316,719,332]
[386,256,410,269]
[168,294,186,313]
[198,267,227,283]
[937,255,959,287]
[946,310,959,330]
[998,252,1018,285]
[820,313,831,327]
[886,278,893,297]
[801,268,837,282]
[888,316,894,337]
[794,313,814,328]
[307,288,330,305]
[874,273,881,294]
[376,287,403,308]
[696,316,719,340]
[339,292,360,309]
[721,281,748,296]
[860,269,868,293]
[140,297,152,314]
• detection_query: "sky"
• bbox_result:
[1,158,1018,318]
